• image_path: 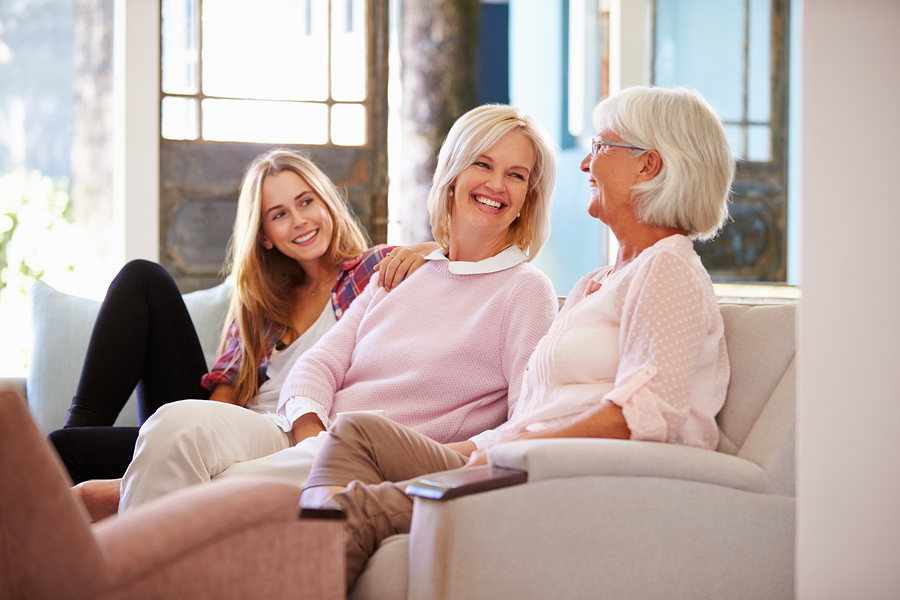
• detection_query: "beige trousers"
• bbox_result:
[306,413,469,588]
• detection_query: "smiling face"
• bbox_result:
[580,128,646,227]
[449,128,535,260]
[258,170,334,268]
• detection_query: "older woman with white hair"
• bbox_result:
[296,85,736,590]
[113,103,561,513]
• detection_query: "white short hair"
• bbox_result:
[593,86,734,241]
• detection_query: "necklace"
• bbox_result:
[307,268,340,297]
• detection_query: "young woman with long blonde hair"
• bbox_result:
[49,149,430,496]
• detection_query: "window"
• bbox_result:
[161,0,369,146]
[653,0,791,283]
[655,0,774,162]
[157,0,390,290]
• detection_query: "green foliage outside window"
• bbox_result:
[0,170,76,375]
[0,169,74,295]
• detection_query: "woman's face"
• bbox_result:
[259,170,334,267]
[580,128,644,226]
[450,128,535,249]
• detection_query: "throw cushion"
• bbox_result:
[27,278,232,434]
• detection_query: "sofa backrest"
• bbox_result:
[26,279,233,434]
[716,303,796,495]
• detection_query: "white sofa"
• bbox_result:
[348,302,797,600]
[3,279,233,434]
[7,280,796,600]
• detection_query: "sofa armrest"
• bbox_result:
[405,465,527,500]
[93,477,309,582]
[406,441,794,600]
[486,438,771,494]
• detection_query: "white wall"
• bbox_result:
[797,1,900,597]
[113,0,160,265]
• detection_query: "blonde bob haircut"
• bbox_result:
[428,104,558,260]
[593,86,734,241]
[221,149,369,407]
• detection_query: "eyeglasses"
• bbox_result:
[591,136,647,156]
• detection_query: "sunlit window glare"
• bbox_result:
[331,104,366,146]
[161,97,198,140]
[161,0,368,145]
[202,99,329,144]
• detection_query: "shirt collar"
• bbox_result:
[655,233,693,248]
[425,245,528,275]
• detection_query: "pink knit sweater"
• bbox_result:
[278,253,558,444]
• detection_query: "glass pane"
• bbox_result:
[331,0,368,101]
[723,123,744,159]
[202,0,329,101]
[161,96,199,140]
[161,0,198,94]
[331,103,366,145]
[654,0,744,122]
[746,124,771,162]
[747,0,772,123]
[202,99,328,144]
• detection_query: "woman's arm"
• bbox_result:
[201,321,275,394]
[605,250,713,445]
[376,241,441,291]
[445,440,477,456]
[278,278,379,429]
[207,384,237,404]
[464,402,631,467]
[290,412,326,443]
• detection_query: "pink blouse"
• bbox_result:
[504,235,729,450]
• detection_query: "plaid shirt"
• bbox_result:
[201,244,394,391]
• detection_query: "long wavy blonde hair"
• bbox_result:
[220,149,369,407]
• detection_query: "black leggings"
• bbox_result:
[48,260,212,483]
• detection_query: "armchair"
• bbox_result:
[350,302,796,600]
[0,387,346,600]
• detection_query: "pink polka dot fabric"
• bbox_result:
[506,235,729,450]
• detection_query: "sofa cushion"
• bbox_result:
[349,534,409,600]
[716,303,796,455]
[27,279,232,434]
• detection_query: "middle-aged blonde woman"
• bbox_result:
[295,85,736,591]
[114,103,561,513]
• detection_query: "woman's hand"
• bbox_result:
[444,440,477,457]
[376,242,440,291]
[463,448,489,468]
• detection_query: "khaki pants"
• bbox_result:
[306,413,469,588]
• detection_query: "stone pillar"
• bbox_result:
[399,0,479,244]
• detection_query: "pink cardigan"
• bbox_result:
[278,250,558,444]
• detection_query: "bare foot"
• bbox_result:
[72,479,121,522]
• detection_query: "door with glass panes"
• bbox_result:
[654,0,790,282]
[159,0,388,290]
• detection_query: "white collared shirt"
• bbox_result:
[423,245,528,275]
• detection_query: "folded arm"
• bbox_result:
[465,402,630,467]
